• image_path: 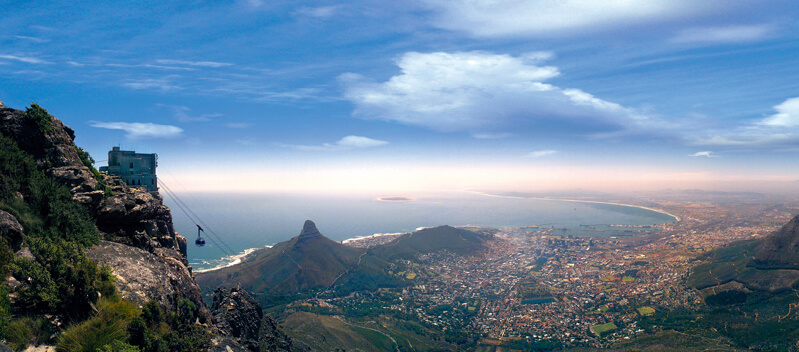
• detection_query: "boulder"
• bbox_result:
[86,241,211,323]
[212,285,263,351]
[0,210,23,250]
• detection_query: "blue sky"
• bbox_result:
[3,0,799,194]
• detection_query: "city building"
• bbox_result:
[99,146,158,192]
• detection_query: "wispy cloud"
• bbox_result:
[688,151,718,157]
[15,36,50,43]
[473,132,514,139]
[278,135,388,151]
[155,59,233,68]
[420,0,729,37]
[342,51,644,134]
[527,150,558,158]
[158,104,219,122]
[89,121,183,139]
[122,77,182,92]
[295,6,342,19]
[671,24,773,44]
[692,96,799,147]
[225,123,251,129]
[0,54,48,64]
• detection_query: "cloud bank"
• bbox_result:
[342,51,643,134]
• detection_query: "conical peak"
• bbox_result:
[299,220,321,239]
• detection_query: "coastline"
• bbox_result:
[466,190,680,222]
[192,192,678,273]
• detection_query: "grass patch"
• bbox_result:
[590,322,617,336]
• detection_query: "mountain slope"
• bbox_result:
[196,221,368,300]
[368,225,492,260]
[689,214,799,292]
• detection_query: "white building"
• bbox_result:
[99,146,158,192]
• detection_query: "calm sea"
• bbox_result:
[163,191,676,271]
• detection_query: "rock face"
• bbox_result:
[212,285,263,351]
[211,285,310,352]
[753,215,799,269]
[0,104,185,258]
[0,210,23,250]
[86,241,211,323]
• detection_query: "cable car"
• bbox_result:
[195,224,206,247]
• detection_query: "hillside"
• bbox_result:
[689,214,799,291]
[196,221,372,303]
[367,225,492,260]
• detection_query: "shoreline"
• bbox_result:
[192,192,678,272]
[466,190,680,222]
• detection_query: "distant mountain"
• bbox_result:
[196,223,494,306]
[689,214,799,292]
[196,221,368,300]
[368,225,492,260]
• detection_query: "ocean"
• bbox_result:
[163,191,677,271]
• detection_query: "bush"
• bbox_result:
[23,103,54,134]
[56,297,139,352]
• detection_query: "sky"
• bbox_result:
[2,0,799,195]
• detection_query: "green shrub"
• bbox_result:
[23,103,54,134]
[56,297,139,352]
[4,317,52,350]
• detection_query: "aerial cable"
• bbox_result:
[158,179,260,282]
[159,181,238,257]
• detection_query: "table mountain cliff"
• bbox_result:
[0,101,300,351]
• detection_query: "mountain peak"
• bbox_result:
[299,220,322,240]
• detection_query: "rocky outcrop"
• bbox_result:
[0,210,23,250]
[86,240,211,323]
[210,285,310,352]
[0,103,186,258]
[212,286,263,351]
[0,104,83,169]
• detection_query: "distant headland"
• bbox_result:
[377,196,413,202]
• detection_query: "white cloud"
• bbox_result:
[0,54,48,64]
[420,0,728,37]
[694,96,799,147]
[689,151,718,157]
[473,133,514,139]
[279,135,388,151]
[155,59,233,68]
[158,105,219,122]
[15,36,50,43]
[295,6,341,18]
[122,77,182,92]
[671,24,773,44]
[342,51,642,133]
[527,150,558,158]
[89,121,183,139]
[761,97,799,127]
[226,123,251,129]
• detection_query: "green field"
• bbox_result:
[637,307,655,316]
[590,322,617,336]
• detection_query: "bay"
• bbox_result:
[163,191,676,271]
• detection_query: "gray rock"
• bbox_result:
[212,285,263,351]
[86,241,211,323]
[0,210,23,250]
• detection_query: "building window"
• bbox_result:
[130,162,134,169]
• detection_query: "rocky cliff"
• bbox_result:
[0,102,198,318]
